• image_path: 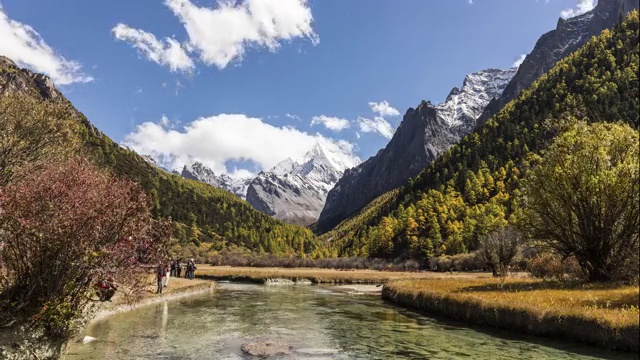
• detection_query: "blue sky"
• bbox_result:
[0,0,594,178]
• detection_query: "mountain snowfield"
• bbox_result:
[181,142,361,225]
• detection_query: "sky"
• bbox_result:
[0,0,597,178]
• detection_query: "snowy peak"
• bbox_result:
[436,68,517,129]
[181,162,217,184]
[302,142,361,173]
[245,142,362,225]
[180,162,251,199]
[293,142,361,186]
[176,142,361,225]
[270,158,299,176]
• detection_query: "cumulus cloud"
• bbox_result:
[112,23,194,72]
[512,54,527,68]
[560,0,597,19]
[368,100,400,117]
[0,8,92,85]
[123,113,358,176]
[357,116,394,139]
[310,115,350,132]
[167,0,317,70]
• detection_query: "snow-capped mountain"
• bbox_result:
[436,68,517,132]
[181,162,252,199]
[317,68,516,231]
[246,142,361,226]
[179,142,360,225]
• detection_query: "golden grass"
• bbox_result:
[383,278,640,352]
[196,265,494,284]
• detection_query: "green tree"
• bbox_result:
[520,121,639,282]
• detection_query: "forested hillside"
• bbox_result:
[0,57,317,256]
[321,11,640,260]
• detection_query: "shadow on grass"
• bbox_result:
[459,280,635,293]
[388,303,638,360]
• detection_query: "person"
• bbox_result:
[170,260,176,277]
[96,277,118,301]
[164,262,170,287]
[191,259,197,279]
[156,262,166,294]
[176,259,182,278]
[185,260,191,279]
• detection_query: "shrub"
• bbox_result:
[527,252,585,281]
[477,227,523,277]
[428,253,487,272]
[206,249,423,271]
[0,94,78,186]
[520,121,639,282]
[0,157,171,338]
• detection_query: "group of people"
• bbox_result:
[156,259,198,294]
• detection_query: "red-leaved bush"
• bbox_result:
[0,157,170,338]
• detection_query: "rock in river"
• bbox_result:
[241,340,292,357]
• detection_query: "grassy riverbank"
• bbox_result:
[383,278,640,352]
[195,265,494,284]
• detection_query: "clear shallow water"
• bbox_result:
[63,283,635,360]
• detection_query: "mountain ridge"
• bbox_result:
[477,0,639,124]
[317,67,517,232]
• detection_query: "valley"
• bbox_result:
[0,0,638,359]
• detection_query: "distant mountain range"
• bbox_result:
[179,142,361,226]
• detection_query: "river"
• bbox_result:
[62,283,635,359]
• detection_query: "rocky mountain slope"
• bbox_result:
[477,0,639,124]
[179,143,360,226]
[316,68,516,232]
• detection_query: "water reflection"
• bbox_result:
[62,283,636,360]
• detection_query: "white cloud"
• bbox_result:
[357,116,394,139]
[0,8,92,85]
[112,23,194,72]
[159,114,170,127]
[560,0,596,19]
[310,115,350,132]
[285,113,302,121]
[228,167,256,180]
[512,54,527,68]
[123,113,358,176]
[163,0,318,69]
[368,100,400,117]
